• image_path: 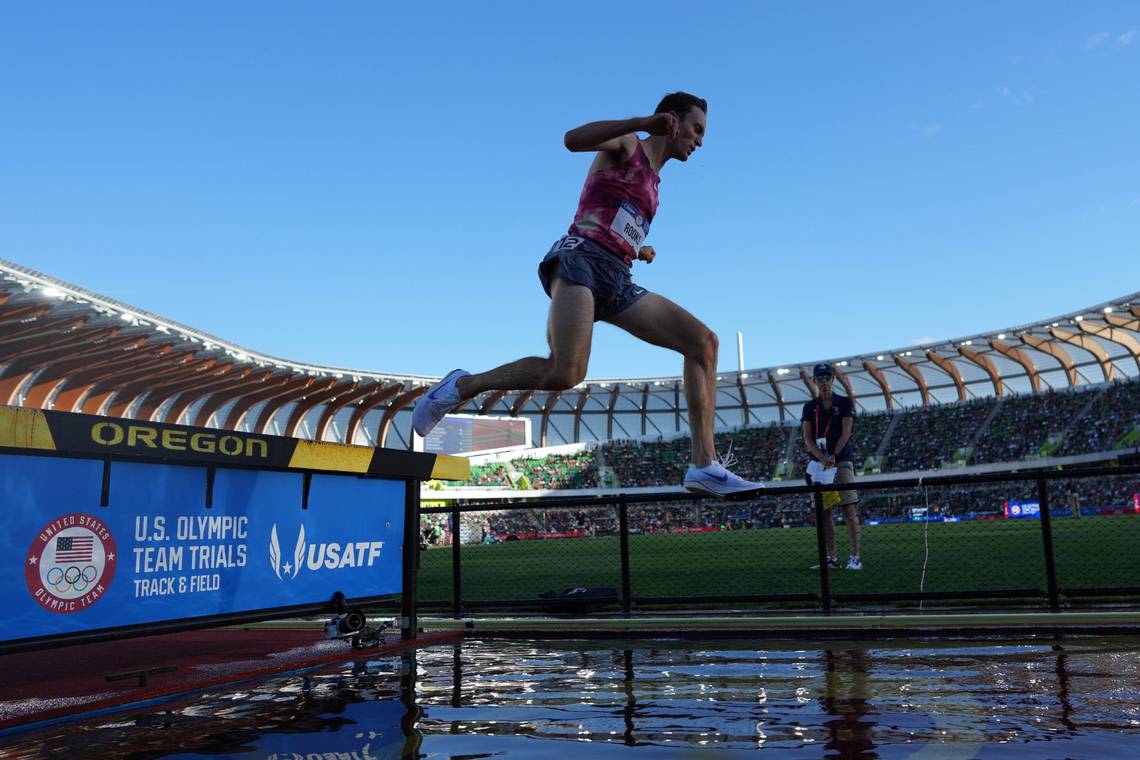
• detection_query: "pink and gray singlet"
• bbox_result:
[568,141,661,266]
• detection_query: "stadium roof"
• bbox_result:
[2,258,1138,448]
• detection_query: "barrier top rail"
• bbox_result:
[0,405,469,481]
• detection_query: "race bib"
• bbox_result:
[610,200,650,252]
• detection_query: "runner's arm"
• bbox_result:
[563,113,679,154]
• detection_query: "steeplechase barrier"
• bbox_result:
[0,405,468,654]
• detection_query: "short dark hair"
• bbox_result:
[655,91,707,118]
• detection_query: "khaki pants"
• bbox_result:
[816,461,859,509]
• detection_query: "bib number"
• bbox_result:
[610,200,649,252]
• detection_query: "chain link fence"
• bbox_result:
[417,463,1140,615]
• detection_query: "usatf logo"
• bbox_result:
[269,523,384,580]
[25,512,117,614]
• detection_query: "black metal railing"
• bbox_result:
[416,462,1140,616]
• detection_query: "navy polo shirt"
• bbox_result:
[801,394,856,463]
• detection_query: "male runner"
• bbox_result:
[414,92,761,496]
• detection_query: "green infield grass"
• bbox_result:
[417,514,1140,608]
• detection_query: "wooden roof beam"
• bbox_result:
[606,385,621,439]
[798,368,817,399]
[189,370,278,428]
[957,346,1003,397]
[222,375,312,430]
[21,337,150,408]
[159,368,259,426]
[0,314,88,348]
[540,391,562,447]
[767,374,785,424]
[344,383,404,445]
[72,349,196,414]
[989,340,1040,393]
[925,351,966,401]
[379,387,427,448]
[832,365,856,404]
[1049,327,1113,382]
[0,327,122,404]
[893,355,929,406]
[572,387,591,442]
[253,377,337,435]
[102,357,214,417]
[281,379,359,439]
[313,381,387,442]
[1020,334,1077,387]
[510,390,536,416]
[861,360,894,410]
[1078,319,1140,374]
[478,390,508,415]
[133,362,231,421]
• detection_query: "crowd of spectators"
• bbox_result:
[469,462,512,487]
[1059,380,1140,456]
[513,451,599,489]
[972,388,1091,463]
[605,425,789,487]
[881,398,995,471]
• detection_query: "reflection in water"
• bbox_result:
[819,648,875,759]
[3,636,1140,758]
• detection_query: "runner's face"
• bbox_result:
[672,108,706,161]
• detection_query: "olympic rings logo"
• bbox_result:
[45,565,98,593]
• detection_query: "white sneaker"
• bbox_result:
[412,369,470,437]
[682,461,763,497]
[811,557,841,571]
[846,556,863,571]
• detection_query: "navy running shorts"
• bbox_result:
[538,235,649,322]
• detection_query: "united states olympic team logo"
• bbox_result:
[25,512,117,614]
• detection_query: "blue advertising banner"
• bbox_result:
[1004,500,1041,519]
[0,453,406,645]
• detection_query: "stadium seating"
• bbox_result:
[442,380,1140,527]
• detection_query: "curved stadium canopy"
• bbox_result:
[2,258,1138,449]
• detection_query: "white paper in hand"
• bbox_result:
[806,460,837,485]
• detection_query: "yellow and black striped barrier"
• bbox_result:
[0,405,468,481]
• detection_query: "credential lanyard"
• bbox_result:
[815,404,834,442]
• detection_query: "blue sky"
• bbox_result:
[2,2,1137,379]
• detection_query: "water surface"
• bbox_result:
[3,635,1139,758]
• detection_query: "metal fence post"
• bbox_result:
[450,506,462,618]
[1037,478,1061,611]
[401,479,420,640]
[618,497,632,614]
[814,490,832,613]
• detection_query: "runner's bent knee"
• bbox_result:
[687,326,718,367]
[542,360,588,390]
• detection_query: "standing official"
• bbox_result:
[801,363,862,570]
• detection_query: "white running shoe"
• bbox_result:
[811,557,841,571]
[846,556,863,571]
[682,461,763,497]
[412,369,470,437]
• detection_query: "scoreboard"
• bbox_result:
[418,414,530,456]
